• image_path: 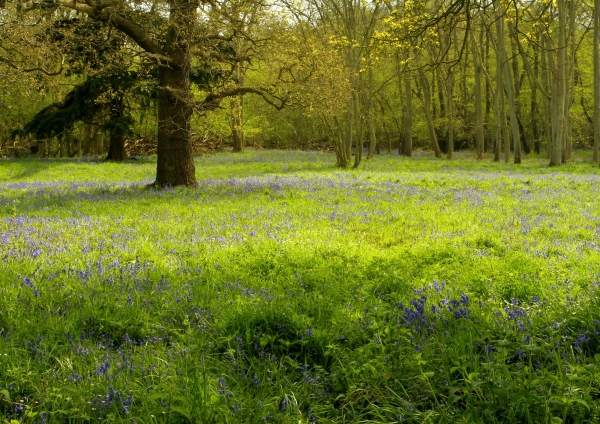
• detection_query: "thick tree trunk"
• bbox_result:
[105,97,129,161]
[155,63,196,185]
[152,0,197,186]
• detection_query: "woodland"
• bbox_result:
[4,0,600,423]
[1,0,600,177]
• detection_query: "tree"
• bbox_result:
[4,0,283,185]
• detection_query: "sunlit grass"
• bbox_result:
[1,150,600,423]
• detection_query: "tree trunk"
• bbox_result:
[532,40,540,154]
[105,97,129,161]
[353,87,363,168]
[419,71,442,158]
[541,33,553,156]
[509,27,530,156]
[446,70,454,159]
[153,0,197,186]
[404,67,413,157]
[550,0,567,167]
[484,28,493,153]
[231,59,245,153]
[502,40,521,164]
[366,56,377,159]
[473,30,484,159]
[565,0,575,162]
[231,97,244,152]
[493,0,506,162]
[595,0,600,163]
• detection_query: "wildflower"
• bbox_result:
[280,397,288,411]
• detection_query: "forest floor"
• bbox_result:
[1,150,600,423]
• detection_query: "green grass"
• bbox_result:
[1,150,600,423]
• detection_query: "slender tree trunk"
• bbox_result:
[541,33,553,156]
[436,68,445,119]
[503,42,521,164]
[509,29,530,155]
[485,28,492,153]
[295,107,304,150]
[353,88,363,168]
[344,91,354,166]
[494,0,509,163]
[565,0,575,162]
[447,70,454,159]
[419,71,442,158]
[595,0,600,163]
[404,66,413,157]
[473,31,484,159]
[532,41,540,154]
[550,0,567,167]
[366,55,377,159]
[231,53,245,152]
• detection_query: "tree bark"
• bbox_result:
[366,55,377,159]
[593,0,600,165]
[231,58,245,152]
[550,0,567,167]
[419,71,442,158]
[105,97,128,161]
[493,0,506,162]
[446,69,454,159]
[472,30,484,159]
[403,67,413,157]
[532,40,540,154]
[154,0,197,186]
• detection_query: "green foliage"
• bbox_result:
[11,70,139,141]
[1,151,600,422]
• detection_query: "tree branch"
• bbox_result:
[199,87,287,111]
[0,55,63,76]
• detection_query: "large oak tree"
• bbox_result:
[3,0,280,185]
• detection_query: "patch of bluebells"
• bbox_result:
[91,386,132,415]
[394,282,472,339]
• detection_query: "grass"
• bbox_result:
[1,150,600,423]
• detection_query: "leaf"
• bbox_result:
[172,406,191,419]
